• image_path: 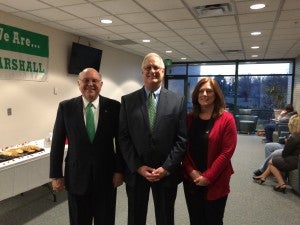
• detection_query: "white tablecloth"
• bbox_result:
[0,140,66,201]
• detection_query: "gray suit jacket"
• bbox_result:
[119,87,187,187]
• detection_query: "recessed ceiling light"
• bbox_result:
[251,46,260,49]
[181,57,187,60]
[250,3,265,10]
[142,39,150,43]
[251,31,261,36]
[100,19,112,24]
[251,54,258,57]
[166,50,172,53]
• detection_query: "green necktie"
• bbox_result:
[86,102,95,142]
[148,92,156,131]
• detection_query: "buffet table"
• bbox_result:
[0,140,67,201]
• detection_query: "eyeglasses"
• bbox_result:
[143,65,162,72]
[79,78,101,84]
[199,89,214,95]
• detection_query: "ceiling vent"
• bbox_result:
[193,3,234,17]
[109,39,138,45]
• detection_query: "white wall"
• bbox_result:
[0,11,143,147]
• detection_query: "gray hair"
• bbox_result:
[141,53,165,70]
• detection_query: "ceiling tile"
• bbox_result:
[199,16,236,27]
[29,8,77,21]
[94,0,144,14]
[165,20,200,29]
[118,12,158,24]
[152,8,194,21]
[1,0,299,61]
[121,32,151,40]
[239,12,277,24]
[239,22,274,32]
[135,0,184,11]
[0,3,18,12]
[176,28,206,36]
[282,0,300,10]
[12,11,47,23]
[134,23,169,32]
[56,19,97,29]
[235,0,281,14]
[60,3,109,18]
[104,24,140,34]
[279,9,300,20]
[79,27,114,36]
[0,0,50,11]
[206,25,238,34]
[276,20,300,29]
[147,30,177,38]
[40,0,86,7]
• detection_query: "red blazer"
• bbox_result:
[182,111,237,200]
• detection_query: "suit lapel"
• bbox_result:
[155,88,167,128]
[139,88,150,130]
[95,96,104,136]
[74,97,87,131]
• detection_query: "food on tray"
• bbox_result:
[0,145,43,157]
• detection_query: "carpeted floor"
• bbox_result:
[0,134,299,225]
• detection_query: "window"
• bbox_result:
[165,60,294,127]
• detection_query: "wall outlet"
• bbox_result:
[7,108,12,116]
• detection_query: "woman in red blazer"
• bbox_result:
[182,77,237,225]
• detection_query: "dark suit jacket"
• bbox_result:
[50,95,123,195]
[119,87,187,187]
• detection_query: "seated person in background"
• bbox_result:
[253,142,284,176]
[263,104,297,143]
[253,114,300,193]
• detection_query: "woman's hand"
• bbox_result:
[194,175,210,186]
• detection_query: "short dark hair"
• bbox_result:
[285,104,294,112]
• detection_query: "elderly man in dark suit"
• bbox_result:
[50,68,124,225]
[119,53,187,225]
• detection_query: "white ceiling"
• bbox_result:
[1,0,300,62]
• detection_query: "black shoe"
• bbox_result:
[273,184,286,193]
[253,169,262,176]
[252,176,266,184]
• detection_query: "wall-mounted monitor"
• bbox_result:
[68,42,102,75]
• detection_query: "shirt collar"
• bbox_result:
[82,96,99,109]
[145,86,161,98]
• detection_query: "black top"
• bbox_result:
[189,117,213,172]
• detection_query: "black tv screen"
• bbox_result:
[68,42,102,75]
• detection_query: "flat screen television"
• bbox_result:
[68,42,102,75]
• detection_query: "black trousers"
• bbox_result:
[126,175,177,225]
[68,187,116,225]
[183,181,228,225]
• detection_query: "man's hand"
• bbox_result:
[113,172,124,188]
[151,167,169,181]
[137,165,157,182]
[52,178,65,191]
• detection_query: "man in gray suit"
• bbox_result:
[50,68,124,225]
[119,53,187,225]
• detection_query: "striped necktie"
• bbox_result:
[86,102,95,142]
[148,92,156,131]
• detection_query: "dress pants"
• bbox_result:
[125,175,177,225]
[183,180,228,225]
[68,186,116,225]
